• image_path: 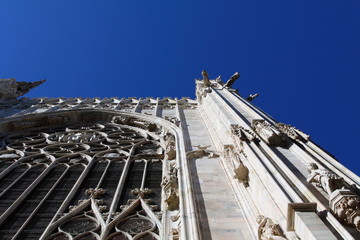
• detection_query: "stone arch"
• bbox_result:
[0,109,200,240]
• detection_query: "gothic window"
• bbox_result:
[0,113,179,240]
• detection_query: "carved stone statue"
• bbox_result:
[307,163,345,195]
[256,215,287,240]
[162,164,179,211]
[223,72,240,88]
[165,133,176,160]
[201,70,211,87]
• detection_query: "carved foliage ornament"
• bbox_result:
[330,189,360,231]
[275,123,310,142]
[112,116,157,132]
[251,119,287,147]
[230,124,257,143]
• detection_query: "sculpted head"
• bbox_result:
[256,215,265,224]
[308,163,319,172]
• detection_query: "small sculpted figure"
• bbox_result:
[307,163,345,195]
[256,215,287,240]
[201,70,211,87]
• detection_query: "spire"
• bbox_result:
[0,79,46,100]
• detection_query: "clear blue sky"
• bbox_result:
[1,1,360,174]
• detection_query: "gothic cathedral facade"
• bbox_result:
[0,73,359,240]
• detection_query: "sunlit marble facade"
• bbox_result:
[0,74,359,240]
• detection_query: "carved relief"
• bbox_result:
[112,116,157,131]
[330,189,360,231]
[171,227,180,240]
[162,163,179,211]
[223,144,250,187]
[165,133,176,160]
[256,215,287,240]
[251,119,287,147]
[163,116,180,126]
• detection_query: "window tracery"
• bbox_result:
[0,113,179,240]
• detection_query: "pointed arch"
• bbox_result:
[0,109,200,240]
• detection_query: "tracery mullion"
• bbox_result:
[106,145,136,224]
[0,164,46,219]
[140,160,148,189]
[98,159,126,217]
[96,159,111,188]
[0,164,30,196]
[11,164,69,240]
[68,160,110,206]
[17,163,86,240]
[144,160,163,207]
[40,157,96,239]
[0,164,51,240]
[0,161,17,176]
[116,159,145,212]
[0,158,25,180]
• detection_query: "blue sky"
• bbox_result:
[1,1,360,174]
